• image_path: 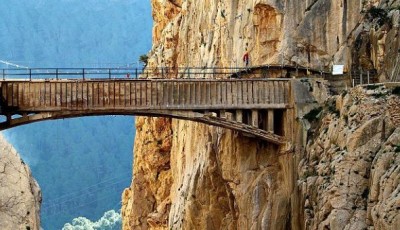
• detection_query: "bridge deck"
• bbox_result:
[0,79,290,113]
[0,68,298,144]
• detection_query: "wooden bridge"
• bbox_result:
[0,66,312,144]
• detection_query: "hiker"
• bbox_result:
[243,51,249,67]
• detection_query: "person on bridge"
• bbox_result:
[243,51,249,67]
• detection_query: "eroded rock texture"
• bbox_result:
[122,0,400,229]
[0,134,41,230]
[300,85,400,229]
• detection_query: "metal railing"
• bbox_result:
[350,70,378,86]
[0,65,331,81]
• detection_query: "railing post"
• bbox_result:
[162,67,164,78]
[2,69,4,80]
[56,68,59,80]
[360,72,363,85]
[367,71,370,84]
[109,69,111,79]
[188,67,190,79]
[135,68,138,78]
[29,69,32,81]
[82,68,85,80]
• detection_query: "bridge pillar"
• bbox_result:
[251,110,259,127]
[267,109,274,132]
[235,110,243,123]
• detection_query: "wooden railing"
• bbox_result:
[0,79,291,113]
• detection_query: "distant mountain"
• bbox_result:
[0,0,152,229]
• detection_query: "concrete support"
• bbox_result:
[268,109,274,132]
[251,110,258,127]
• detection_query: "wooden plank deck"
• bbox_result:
[0,79,291,112]
[0,79,292,144]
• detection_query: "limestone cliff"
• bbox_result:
[0,134,42,230]
[122,0,400,229]
[300,84,400,229]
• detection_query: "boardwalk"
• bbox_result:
[0,67,304,144]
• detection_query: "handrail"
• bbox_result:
[0,65,331,80]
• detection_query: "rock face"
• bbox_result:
[122,0,400,229]
[300,85,400,229]
[0,134,41,230]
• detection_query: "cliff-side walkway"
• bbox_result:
[0,66,314,144]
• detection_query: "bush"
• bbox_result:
[304,107,323,122]
[365,84,380,90]
[366,6,391,27]
[139,54,149,67]
[372,92,387,98]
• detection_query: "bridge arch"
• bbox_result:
[0,109,286,145]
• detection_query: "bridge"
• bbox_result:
[0,66,325,145]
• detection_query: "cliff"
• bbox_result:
[300,84,400,229]
[0,134,42,230]
[122,0,400,229]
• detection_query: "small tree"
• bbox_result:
[139,54,149,67]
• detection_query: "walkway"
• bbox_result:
[0,66,313,144]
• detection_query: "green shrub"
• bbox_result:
[372,92,387,98]
[365,84,380,90]
[304,107,323,122]
[366,6,391,27]
[139,54,149,67]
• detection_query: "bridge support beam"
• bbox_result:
[218,110,226,119]
[251,110,258,127]
[268,109,274,132]
[235,110,243,123]
[225,111,234,121]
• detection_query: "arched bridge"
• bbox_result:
[0,66,318,145]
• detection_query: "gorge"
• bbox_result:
[1,0,400,229]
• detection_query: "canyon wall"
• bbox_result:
[123,0,400,229]
[0,134,41,230]
[300,84,400,229]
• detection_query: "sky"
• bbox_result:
[0,0,153,229]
